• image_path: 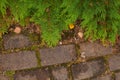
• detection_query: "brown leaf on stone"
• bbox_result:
[14,26,21,34]
[78,32,83,39]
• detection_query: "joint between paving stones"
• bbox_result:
[67,65,74,80]
[35,49,42,67]
[74,44,80,56]
[1,44,40,54]
[103,55,112,73]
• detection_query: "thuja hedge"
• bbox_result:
[0,0,120,46]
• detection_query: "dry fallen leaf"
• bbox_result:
[81,52,86,59]
[78,31,83,38]
[14,27,21,34]
[59,41,62,45]
[69,24,74,29]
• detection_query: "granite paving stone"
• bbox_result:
[52,66,69,80]
[0,51,37,70]
[39,44,76,66]
[72,59,106,80]
[80,42,113,58]
[115,72,120,80]
[108,54,120,71]
[1,33,118,80]
[3,34,31,49]
[14,69,51,80]
[0,74,10,80]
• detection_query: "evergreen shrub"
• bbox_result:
[0,0,120,46]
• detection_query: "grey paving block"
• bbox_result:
[91,74,113,80]
[72,59,106,80]
[108,54,120,71]
[14,69,51,80]
[39,44,76,66]
[80,42,113,58]
[115,72,120,80]
[0,74,10,80]
[3,34,31,49]
[52,66,69,80]
[0,51,37,70]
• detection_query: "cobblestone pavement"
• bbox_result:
[0,34,120,80]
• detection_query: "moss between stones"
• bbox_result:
[67,65,73,80]
[103,56,111,73]
[0,38,4,51]
[25,32,40,44]
[4,70,15,80]
[35,49,42,67]
[75,44,81,58]
[111,72,116,80]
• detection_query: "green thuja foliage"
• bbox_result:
[0,0,8,37]
[0,0,8,15]
[0,0,120,46]
[80,0,120,43]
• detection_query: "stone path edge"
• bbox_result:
[0,35,120,80]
